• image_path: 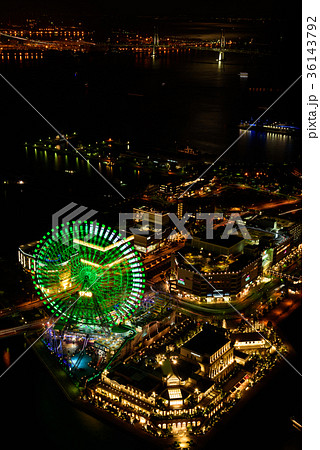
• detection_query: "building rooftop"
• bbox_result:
[231,332,266,343]
[234,349,250,360]
[161,358,177,378]
[133,205,170,216]
[171,358,199,381]
[19,240,39,255]
[110,363,162,394]
[178,246,256,274]
[222,369,248,393]
[160,386,189,401]
[192,233,244,249]
[192,374,215,393]
[248,217,276,231]
[182,326,229,357]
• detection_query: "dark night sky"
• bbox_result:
[1,0,301,21]
[0,0,301,51]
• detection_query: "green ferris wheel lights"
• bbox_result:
[33,221,145,327]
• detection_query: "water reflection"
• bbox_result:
[236,130,298,163]
[105,164,113,177]
[54,152,59,170]
[43,150,48,168]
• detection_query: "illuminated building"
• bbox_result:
[172,245,262,300]
[191,234,245,256]
[131,207,171,254]
[180,325,234,381]
[244,213,300,264]
[133,206,170,229]
[133,229,168,255]
[177,199,184,220]
[231,332,269,353]
[234,350,250,365]
[91,330,229,431]
[272,217,302,244]
[272,237,292,264]
[89,322,242,434]
[18,241,39,273]
[159,183,175,195]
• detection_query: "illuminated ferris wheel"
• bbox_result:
[32,221,145,328]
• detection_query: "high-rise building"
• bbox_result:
[177,199,184,220]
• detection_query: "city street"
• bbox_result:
[168,277,282,318]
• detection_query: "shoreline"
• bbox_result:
[28,335,172,448]
[27,303,301,449]
[196,353,301,448]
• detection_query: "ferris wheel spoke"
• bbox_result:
[33,221,145,327]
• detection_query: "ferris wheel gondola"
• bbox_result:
[33,221,145,329]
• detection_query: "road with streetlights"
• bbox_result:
[153,276,282,319]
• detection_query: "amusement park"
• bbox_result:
[27,220,146,385]
[0,4,303,445]
[13,206,298,444]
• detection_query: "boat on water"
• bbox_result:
[239,120,300,135]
